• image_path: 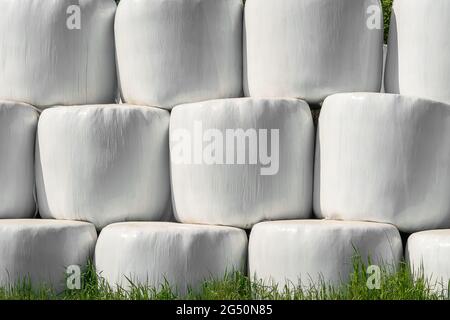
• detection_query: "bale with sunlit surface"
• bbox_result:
[36,105,171,229]
[385,0,450,104]
[315,93,450,233]
[95,222,248,295]
[249,220,402,289]
[0,0,117,109]
[170,98,314,228]
[0,101,38,218]
[406,230,450,294]
[115,0,243,109]
[244,0,383,103]
[0,220,97,291]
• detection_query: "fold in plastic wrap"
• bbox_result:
[385,0,450,104]
[95,222,248,295]
[115,0,243,109]
[244,0,383,103]
[0,101,39,218]
[249,220,402,289]
[0,0,117,109]
[36,105,171,229]
[406,230,450,293]
[170,98,314,229]
[315,93,450,233]
[0,219,97,292]
[381,44,387,93]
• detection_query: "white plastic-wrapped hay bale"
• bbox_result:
[244,0,383,103]
[0,219,97,292]
[170,98,314,228]
[95,222,248,295]
[315,93,450,233]
[0,0,117,109]
[406,230,450,294]
[115,0,243,109]
[385,0,450,105]
[36,105,171,229]
[249,220,402,290]
[0,101,39,218]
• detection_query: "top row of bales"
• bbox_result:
[0,0,447,109]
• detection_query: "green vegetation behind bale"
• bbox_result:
[382,0,393,42]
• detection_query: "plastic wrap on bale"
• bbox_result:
[0,101,38,218]
[0,0,117,109]
[170,98,314,229]
[115,0,243,109]
[315,93,450,233]
[244,0,383,104]
[36,105,171,230]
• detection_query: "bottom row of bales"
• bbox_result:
[0,219,449,295]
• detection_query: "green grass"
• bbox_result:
[382,0,394,43]
[0,257,448,300]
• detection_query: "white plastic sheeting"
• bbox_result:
[249,220,402,289]
[381,44,387,93]
[0,219,97,292]
[0,101,39,218]
[115,0,243,110]
[385,0,450,105]
[315,93,450,233]
[0,0,117,109]
[406,230,450,293]
[36,105,171,230]
[95,222,248,295]
[244,0,383,104]
[170,98,314,229]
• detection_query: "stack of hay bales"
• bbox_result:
[0,0,448,295]
[0,0,117,291]
[315,0,450,293]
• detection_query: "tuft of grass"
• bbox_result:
[0,278,55,300]
[0,255,448,300]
